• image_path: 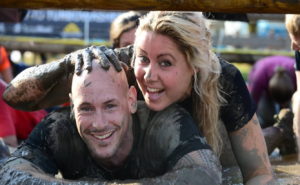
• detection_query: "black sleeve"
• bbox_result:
[11,109,65,175]
[219,59,256,132]
[295,51,300,71]
[12,107,90,179]
[144,104,211,172]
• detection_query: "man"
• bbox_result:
[285,14,300,160]
[248,56,296,128]
[0,59,221,184]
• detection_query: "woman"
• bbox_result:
[110,11,143,48]
[3,11,274,184]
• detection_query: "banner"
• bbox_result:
[0,10,122,42]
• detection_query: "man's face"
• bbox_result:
[71,63,137,166]
[289,33,300,51]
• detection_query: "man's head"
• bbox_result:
[70,60,137,168]
[268,67,295,106]
[285,14,300,51]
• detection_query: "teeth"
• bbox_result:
[94,131,114,140]
[147,87,161,92]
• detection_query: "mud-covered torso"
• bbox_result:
[10,103,210,180]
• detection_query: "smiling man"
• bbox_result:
[0,59,221,184]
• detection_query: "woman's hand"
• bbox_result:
[71,45,133,75]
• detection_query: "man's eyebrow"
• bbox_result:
[104,99,116,104]
[78,102,91,107]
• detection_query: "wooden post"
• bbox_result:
[0,0,300,13]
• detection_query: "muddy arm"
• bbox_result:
[0,150,221,185]
[134,150,222,185]
[2,57,73,111]
[229,114,275,185]
[3,46,133,111]
[0,157,114,185]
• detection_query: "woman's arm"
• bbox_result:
[2,57,73,111]
[2,46,132,111]
[229,114,274,185]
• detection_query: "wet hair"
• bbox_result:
[135,11,225,156]
[285,14,300,36]
[110,11,142,48]
[268,67,295,104]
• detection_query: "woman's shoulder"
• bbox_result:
[219,57,240,78]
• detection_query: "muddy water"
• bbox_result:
[222,152,300,184]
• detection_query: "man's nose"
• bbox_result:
[92,111,107,128]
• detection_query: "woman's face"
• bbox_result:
[134,31,194,111]
[119,28,137,48]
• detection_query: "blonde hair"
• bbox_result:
[285,14,300,36]
[135,11,225,156]
[110,11,142,48]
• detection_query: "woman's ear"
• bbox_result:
[128,86,137,113]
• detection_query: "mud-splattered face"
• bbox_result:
[134,31,194,111]
[71,63,137,166]
[119,27,137,48]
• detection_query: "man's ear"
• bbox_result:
[128,86,137,114]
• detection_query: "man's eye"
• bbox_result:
[105,104,117,110]
[79,106,94,112]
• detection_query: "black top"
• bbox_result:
[295,51,300,71]
[179,59,256,132]
[11,102,210,180]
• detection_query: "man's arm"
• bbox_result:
[229,114,274,185]
[0,150,221,185]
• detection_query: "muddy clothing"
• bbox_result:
[181,59,256,132]
[295,51,300,71]
[3,102,213,181]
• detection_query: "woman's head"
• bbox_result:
[110,11,142,48]
[133,11,223,155]
[285,14,300,51]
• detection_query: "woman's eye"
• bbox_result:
[137,56,149,64]
[160,60,172,67]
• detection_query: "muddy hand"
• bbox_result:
[91,45,122,72]
[114,45,134,67]
[70,48,92,75]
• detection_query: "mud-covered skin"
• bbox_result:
[3,46,132,111]
[3,56,73,111]
[0,103,221,185]
[0,158,219,185]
